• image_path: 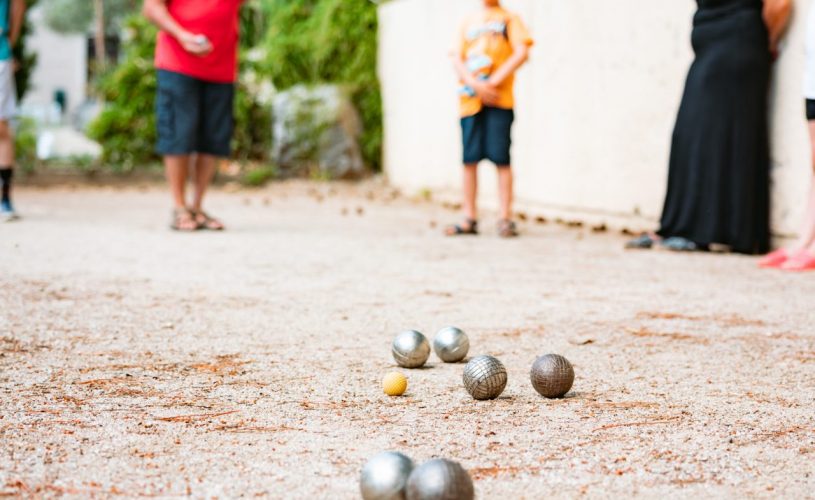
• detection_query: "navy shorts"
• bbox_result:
[461,106,515,167]
[155,70,235,157]
[807,99,815,121]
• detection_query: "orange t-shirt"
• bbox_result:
[455,7,533,117]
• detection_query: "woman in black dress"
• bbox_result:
[629,0,791,254]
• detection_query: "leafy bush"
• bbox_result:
[14,117,38,173]
[87,16,158,172]
[14,0,39,101]
[41,0,135,35]
[260,0,381,170]
[241,165,277,187]
[13,0,40,172]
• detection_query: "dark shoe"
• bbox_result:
[625,233,657,249]
[445,219,478,236]
[661,236,704,252]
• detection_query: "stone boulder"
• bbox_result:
[272,84,366,179]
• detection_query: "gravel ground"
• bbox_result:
[1,181,814,499]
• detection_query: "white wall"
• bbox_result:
[379,0,813,236]
[22,6,87,116]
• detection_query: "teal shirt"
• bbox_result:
[0,0,10,62]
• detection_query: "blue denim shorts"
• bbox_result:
[461,106,514,166]
[155,70,235,157]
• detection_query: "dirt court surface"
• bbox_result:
[1,181,814,498]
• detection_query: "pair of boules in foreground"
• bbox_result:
[360,451,473,500]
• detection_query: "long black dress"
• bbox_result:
[658,0,771,254]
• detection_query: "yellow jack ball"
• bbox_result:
[383,372,408,396]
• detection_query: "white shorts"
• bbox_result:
[0,60,16,122]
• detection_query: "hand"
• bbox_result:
[177,31,212,57]
[487,75,504,88]
[472,80,500,106]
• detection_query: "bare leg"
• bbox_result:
[445,164,479,235]
[165,155,198,231]
[462,163,478,222]
[497,166,513,221]
[0,120,15,215]
[191,154,218,212]
[0,120,14,166]
[164,155,190,210]
[191,154,224,230]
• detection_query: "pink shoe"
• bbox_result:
[781,250,815,272]
[757,248,790,268]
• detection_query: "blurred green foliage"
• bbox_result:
[241,165,277,187]
[88,0,381,173]
[87,16,157,172]
[14,0,39,101]
[14,117,38,173]
[13,0,39,171]
[260,0,381,170]
[41,0,136,35]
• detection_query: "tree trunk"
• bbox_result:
[93,0,106,70]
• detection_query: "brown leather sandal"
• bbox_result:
[445,219,478,236]
[192,210,225,231]
[170,208,200,232]
[498,219,519,238]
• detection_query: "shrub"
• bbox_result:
[14,117,38,173]
[259,0,381,170]
[86,15,158,171]
[241,165,277,187]
[14,0,39,102]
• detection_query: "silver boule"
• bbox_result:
[406,458,474,500]
[462,355,507,400]
[360,451,415,500]
[530,354,575,399]
[392,330,431,368]
[432,327,470,363]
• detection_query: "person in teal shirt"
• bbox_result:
[0,0,26,221]
[0,0,12,61]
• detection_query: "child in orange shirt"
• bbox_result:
[446,0,533,238]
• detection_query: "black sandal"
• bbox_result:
[625,233,658,249]
[445,219,479,236]
[191,210,225,231]
[498,219,519,238]
[661,236,706,252]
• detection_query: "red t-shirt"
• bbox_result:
[155,0,243,83]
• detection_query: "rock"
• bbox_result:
[36,126,102,161]
[272,84,366,179]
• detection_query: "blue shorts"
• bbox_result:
[461,106,514,167]
[155,70,235,157]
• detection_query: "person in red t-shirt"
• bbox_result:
[143,0,243,231]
